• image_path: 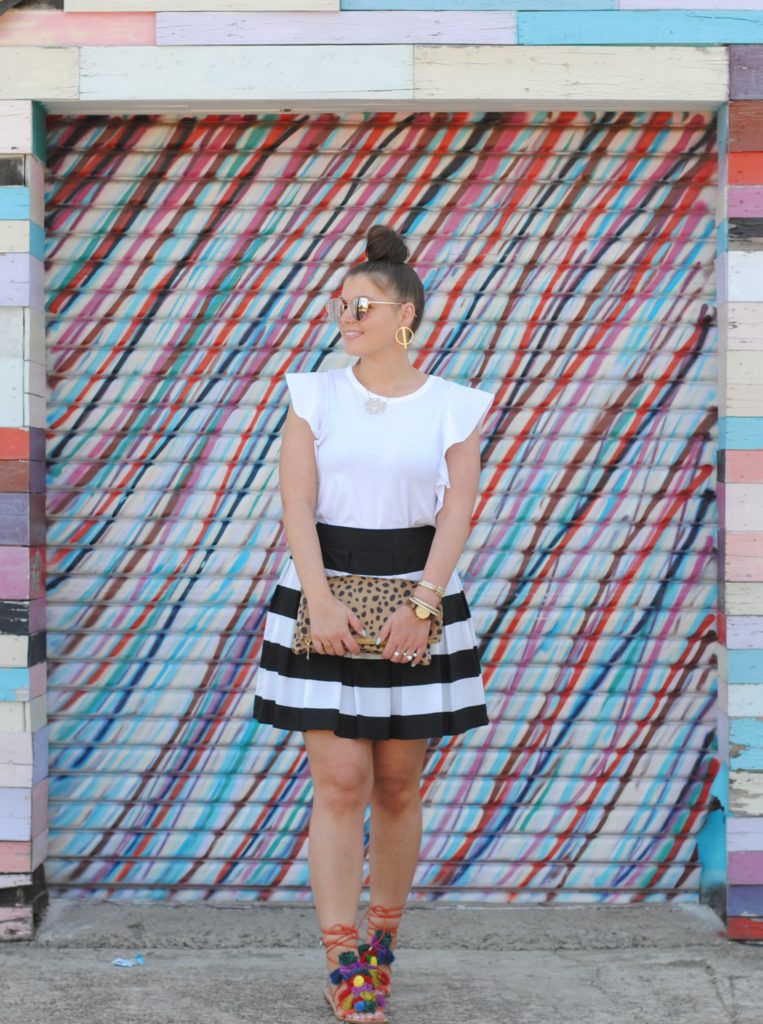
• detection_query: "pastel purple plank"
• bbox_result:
[156,11,516,46]
[730,45,763,100]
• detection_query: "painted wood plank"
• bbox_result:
[413,45,726,107]
[0,254,44,311]
[728,915,763,939]
[0,842,32,873]
[728,217,763,254]
[730,717,763,771]
[725,610,761,643]
[724,387,763,419]
[725,352,763,387]
[0,548,44,601]
[624,1,763,8]
[729,45,763,102]
[729,647,763,682]
[157,11,517,45]
[518,11,763,46]
[729,101,763,152]
[343,0,615,7]
[724,452,763,483]
[725,585,761,614]
[716,251,763,304]
[0,48,79,103]
[0,787,31,841]
[725,484,763,533]
[719,303,763,351]
[729,815,763,852]
[731,769,763,814]
[726,533,763,582]
[67,0,339,10]
[0,222,44,260]
[0,905,33,941]
[728,884,763,915]
[729,682,763,716]
[0,100,35,156]
[728,851,763,884]
[80,44,412,102]
[0,188,30,220]
[26,155,46,227]
[720,417,763,449]
[729,150,763,185]
[729,185,763,218]
[0,11,155,45]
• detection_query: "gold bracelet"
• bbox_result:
[407,595,443,619]
[416,579,445,599]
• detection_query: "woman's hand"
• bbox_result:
[378,603,433,666]
[307,594,366,656]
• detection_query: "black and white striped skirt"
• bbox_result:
[253,522,490,740]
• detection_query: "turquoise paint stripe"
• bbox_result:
[0,187,30,220]
[729,651,763,685]
[30,222,45,261]
[718,104,729,153]
[342,0,615,8]
[730,718,763,771]
[518,11,763,45]
[719,417,763,450]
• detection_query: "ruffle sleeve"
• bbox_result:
[284,371,326,442]
[435,383,494,515]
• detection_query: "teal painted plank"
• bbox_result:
[729,651,763,686]
[730,717,763,772]
[0,188,30,220]
[30,222,45,262]
[519,11,763,45]
[718,102,729,153]
[342,1,615,9]
[719,417,763,450]
[32,102,47,165]
[717,218,728,256]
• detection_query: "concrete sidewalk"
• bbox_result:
[1,899,761,1024]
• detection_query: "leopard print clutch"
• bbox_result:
[291,574,443,666]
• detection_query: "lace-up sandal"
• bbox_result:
[363,903,406,998]
[321,923,389,1024]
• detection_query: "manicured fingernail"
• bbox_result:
[375,636,381,646]
[362,629,367,637]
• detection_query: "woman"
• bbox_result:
[253,225,493,1023]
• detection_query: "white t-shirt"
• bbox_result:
[284,364,494,530]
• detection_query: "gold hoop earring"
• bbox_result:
[395,326,414,349]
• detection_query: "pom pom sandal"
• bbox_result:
[321,923,389,1024]
[362,904,405,998]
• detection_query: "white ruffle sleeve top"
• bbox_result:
[284,364,494,530]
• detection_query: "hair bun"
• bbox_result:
[365,224,409,265]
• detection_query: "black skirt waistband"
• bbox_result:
[315,522,435,575]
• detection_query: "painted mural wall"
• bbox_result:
[41,109,719,901]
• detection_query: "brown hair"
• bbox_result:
[345,224,426,333]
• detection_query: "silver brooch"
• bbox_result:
[364,394,387,415]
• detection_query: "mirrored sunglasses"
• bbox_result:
[325,296,405,323]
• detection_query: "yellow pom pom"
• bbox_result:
[353,974,365,988]
[369,956,378,966]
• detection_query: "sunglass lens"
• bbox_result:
[351,296,370,321]
[325,299,343,323]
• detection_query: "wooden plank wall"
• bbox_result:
[0,99,48,940]
[720,46,763,942]
[0,0,762,939]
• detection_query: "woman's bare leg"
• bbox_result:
[367,738,428,949]
[303,731,385,1022]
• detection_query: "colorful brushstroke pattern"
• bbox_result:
[43,110,718,901]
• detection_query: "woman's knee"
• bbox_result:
[371,771,422,814]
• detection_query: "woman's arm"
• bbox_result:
[378,425,482,663]
[279,406,363,654]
